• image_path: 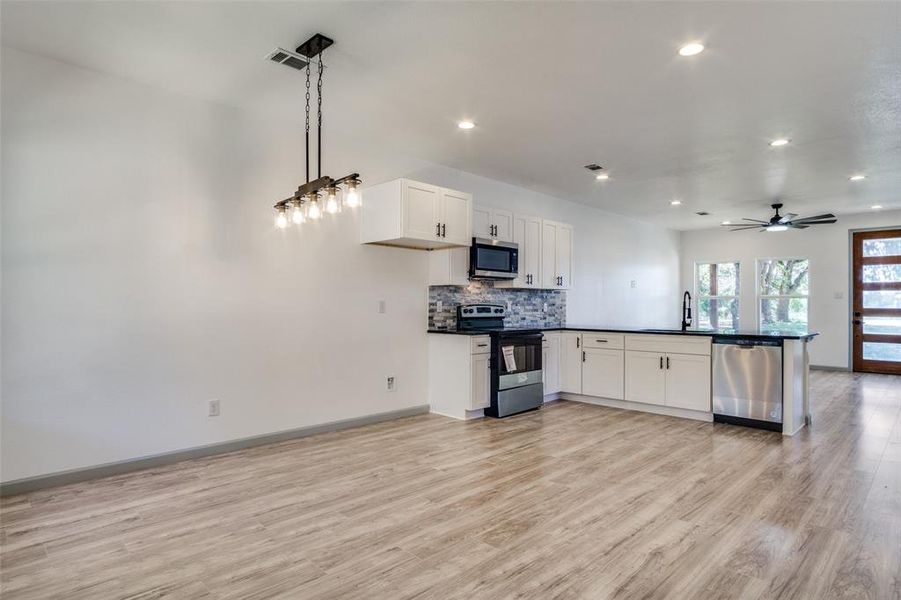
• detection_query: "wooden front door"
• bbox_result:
[852,229,901,374]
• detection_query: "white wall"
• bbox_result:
[680,211,901,368]
[1,48,680,482]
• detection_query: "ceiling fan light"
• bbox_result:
[765,225,788,232]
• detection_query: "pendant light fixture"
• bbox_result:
[271,33,361,227]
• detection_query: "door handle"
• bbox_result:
[582,351,586,362]
[436,223,441,236]
[576,337,580,348]
[666,356,670,370]
[441,223,446,237]
[659,356,663,370]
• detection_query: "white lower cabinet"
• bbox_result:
[470,352,491,410]
[582,348,625,400]
[624,349,711,411]
[560,332,583,394]
[542,332,561,396]
[664,353,711,411]
[624,350,666,405]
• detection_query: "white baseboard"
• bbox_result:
[560,393,713,422]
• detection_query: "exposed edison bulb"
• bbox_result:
[291,201,305,224]
[307,195,322,220]
[344,181,360,208]
[275,207,288,229]
[325,187,339,214]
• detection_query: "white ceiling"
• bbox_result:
[2,1,900,230]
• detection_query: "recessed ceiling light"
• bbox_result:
[721,220,731,225]
[769,138,790,147]
[670,200,682,206]
[871,205,883,210]
[849,174,866,181]
[457,120,475,130]
[596,173,610,181]
[678,43,705,57]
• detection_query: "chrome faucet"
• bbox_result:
[681,291,693,331]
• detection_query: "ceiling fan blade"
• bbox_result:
[778,213,798,224]
[787,223,809,229]
[791,218,837,225]
[727,225,764,231]
[741,218,769,223]
[792,213,836,223]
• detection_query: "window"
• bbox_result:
[758,258,809,334]
[696,262,740,330]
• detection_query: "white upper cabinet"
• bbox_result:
[361,178,472,249]
[428,247,469,286]
[540,219,573,289]
[473,206,513,242]
[497,214,542,289]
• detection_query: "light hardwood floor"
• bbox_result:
[2,370,900,599]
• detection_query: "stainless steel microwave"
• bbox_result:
[469,237,518,280]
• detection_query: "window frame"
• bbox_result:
[755,256,810,334]
[694,260,741,331]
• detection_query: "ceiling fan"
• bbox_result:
[723,203,837,232]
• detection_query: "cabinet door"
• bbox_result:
[523,216,542,288]
[428,247,469,286]
[625,350,665,405]
[402,180,441,241]
[472,206,492,239]
[556,223,574,289]
[560,332,583,394]
[540,220,558,289]
[665,353,711,412]
[492,209,514,242]
[542,334,561,395]
[470,352,491,410]
[582,348,624,400]
[439,189,472,246]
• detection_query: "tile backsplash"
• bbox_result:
[429,281,566,330]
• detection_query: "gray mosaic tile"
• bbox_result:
[428,281,566,330]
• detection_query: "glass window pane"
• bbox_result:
[759,259,809,296]
[863,290,901,309]
[863,316,901,336]
[697,263,712,296]
[863,342,901,362]
[863,238,901,257]
[698,297,739,331]
[760,297,808,334]
[863,264,901,283]
[716,262,740,296]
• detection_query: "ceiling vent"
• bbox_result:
[265,47,310,71]
[584,164,603,172]
[695,211,710,216]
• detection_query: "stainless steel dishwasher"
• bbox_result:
[712,337,783,431]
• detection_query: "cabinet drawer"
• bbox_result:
[471,336,491,354]
[624,334,711,356]
[582,333,624,350]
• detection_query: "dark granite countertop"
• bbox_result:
[428,326,819,341]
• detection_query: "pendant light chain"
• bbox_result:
[304,61,311,184]
[317,52,324,180]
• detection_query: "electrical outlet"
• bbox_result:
[543,302,548,313]
[436,300,443,311]
[506,300,512,311]
[208,399,220,417]
[631,280,638,288]
[378,300,387,314]
[386,376,396,392]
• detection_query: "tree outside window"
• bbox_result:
[696,262,740,331]
[758,258,809,335]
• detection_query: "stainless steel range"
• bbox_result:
[456,304,544,418]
